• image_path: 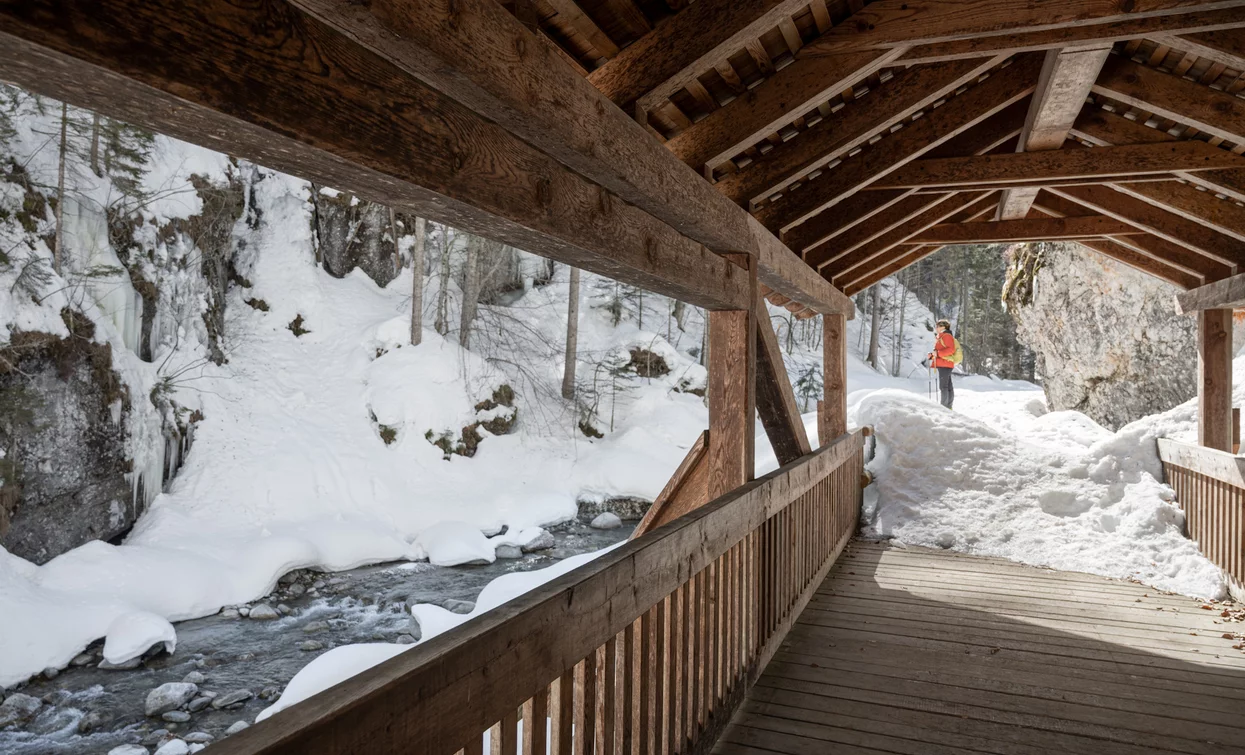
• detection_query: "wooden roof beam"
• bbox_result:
[998,44,1111,220]
[755,53,1043,233]
[875,140,1245,189]
[802,0,1241,55]
[1155,26,1245,72]
[1092,53,1245,146]
[803,192,952,269]
[1049,183,1245,272]
[665,47,905,174]
[0,0,751,311]
[895,7,1245,65]
[587,0,813,111]
[1174,271,1245,313]
[713,55,1005,206]
[782,97,1028,252]
[910,215,1143,243]
[1032,191,1226,281]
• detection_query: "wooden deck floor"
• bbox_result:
[715,540,1245,755]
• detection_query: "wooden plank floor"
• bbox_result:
[715,540,1245,755]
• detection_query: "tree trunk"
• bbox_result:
[892,279,907,376]
[673,300,686,331]
[459,234,482,348]
[867,285,881,370]
[89,112,101,178]
[562,266,580,400]
[409,215,427,346]
[435,227,451,336]
[54,101,67,275]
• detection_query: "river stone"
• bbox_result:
[225,721,250,736]
[162,711,191,723]
[99,657,143,671]
[248,604,279,621]
[442,599,475,614]
[154,740,190,755]
[299,640,324,652]
[183,732,213,744]
[145,683,198,717]
[71,653,95,667]
[0,693,43,728]
[77,709,106,733]
[590,512,622,530]
[211,690,253,710]
[494,544,523,559]
[42,666,59,680]
[108,746,150,755]
[141,729,170,745]
[520,529,555,553]
[182,671,206,685]
[287,583,306,597]
[187,697,213,713]
[301,620,329,634]
[277,604,292,615]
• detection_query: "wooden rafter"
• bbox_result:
[1092,54,1245,145]
[755,53,1042,233]
[1174,271,1245,313]
[910,215,1143,243]
[800,0,1241,55]
[0,0,756,310]
[804,192,951,268]
[844,245,943,296]
[1050,183,1245,271]
[998,44,1110,220]
[896,7,1245,65]
[713,55,1005,205]
[782,189,912,253]
[873,140,1245,189]
[1156,26,1245,71]
[665,47,905,173]
[586,0,812,110]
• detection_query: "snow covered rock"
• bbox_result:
[494,544,523,559]
[519,529,555,553]
[154,740,190,755]
[442,599,475,614]
[0,692,42,728]
[108,746,150,755]
[590,513,622,530]
[103,610,176,665]
[144,683,198,717]
[416,522,496,566]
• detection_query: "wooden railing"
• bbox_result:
[215,430,867,755]
[1158,438,1245,599]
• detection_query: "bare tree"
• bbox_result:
[54,101,67,275]
[867,285,881,369]
[409,215,427,346]
[89,112,101,178]
[459,234,483,348]
[435,225,451,336]
[562,265,580,400]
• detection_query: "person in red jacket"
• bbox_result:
[927,319,956,409]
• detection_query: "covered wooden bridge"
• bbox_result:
[5,0,1245,752]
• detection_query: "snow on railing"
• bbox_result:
[210,430,868,755]
[1158,438,1245,601]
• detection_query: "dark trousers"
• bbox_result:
[937,366,954,409]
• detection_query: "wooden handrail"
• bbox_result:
[215,430,867,755]
[1157,438,1245,599]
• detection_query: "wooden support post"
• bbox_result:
[754,292,812,467]
[708,257,757,499]
[1199,308,1234,452]
[819,314,848,446]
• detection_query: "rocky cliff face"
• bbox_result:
[1004,242,1198,431]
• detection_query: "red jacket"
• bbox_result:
[932,332,955,369]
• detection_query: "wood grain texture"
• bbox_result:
[665,48,904,173]
[588,0,811,109]
[1158,25,1245,71]
[754,291,813,467]
[1050,184,1245,273]
[748,215,855,318]
[820,315,848,443]
[803,192,948,269]
[877,140,1244,189]
[708,298,758,497]
[713,56,1003,205]
[0,0,748,310]
[755,53,1041,233]
[1092,53,1245,145]
[1199,308,1234,452]
[1175,271,1245,314]
[843,245,944,296]
[292,0,759,261]
[801,0,1241,54]
[896,6,1245,64]
[910,215,1141,243]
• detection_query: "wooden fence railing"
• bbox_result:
[1158,438,1245,600]
[214,430,866,755]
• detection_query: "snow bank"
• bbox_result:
[856,390,1225,598]
[256,545,619,722]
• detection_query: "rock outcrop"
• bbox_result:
[1003,242,1199,430]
